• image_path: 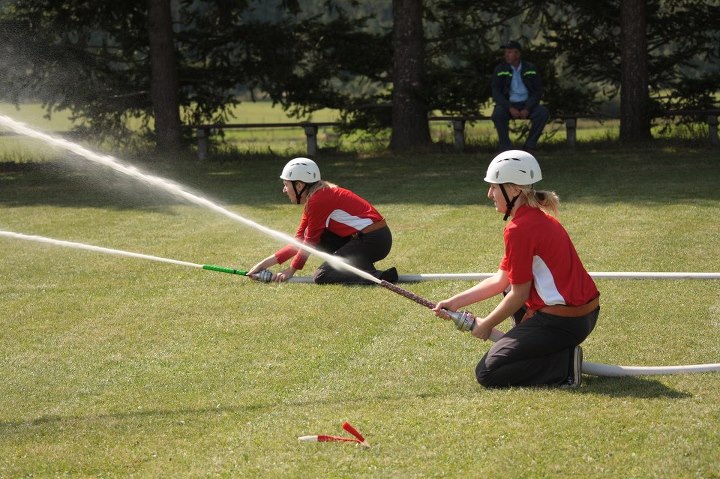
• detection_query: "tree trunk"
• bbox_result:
[147,0,183,153]
[620,0,651,142]
[389,0,432,151]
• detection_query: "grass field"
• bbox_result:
[1,109,720,477]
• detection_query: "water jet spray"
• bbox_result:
[0,230,273,280]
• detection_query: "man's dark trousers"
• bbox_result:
[492,102,550,151]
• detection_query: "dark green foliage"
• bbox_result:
[0,2,153,141]
[543,0,720,113]
[0,0,717,143]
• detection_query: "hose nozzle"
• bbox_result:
[253,269,273,282]
[446,310,475,332]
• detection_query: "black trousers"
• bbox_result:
[475,307,599,388]
[312,226,392,284]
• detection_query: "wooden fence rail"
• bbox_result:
[3,110,714,159]
[192,110,718,158]
[192,122,339,160]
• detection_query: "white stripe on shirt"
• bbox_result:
[532,255,566,305]
[326,209,373,231]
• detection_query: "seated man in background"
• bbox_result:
[491,41,550,152]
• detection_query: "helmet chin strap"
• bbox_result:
[499,184,520,221]
[292,181,317,204]
[291,182,306,204]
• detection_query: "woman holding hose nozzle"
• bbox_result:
[433,150,599,388]
[248,157,398,284]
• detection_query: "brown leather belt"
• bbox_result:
[360,219,387,234]
[523,294,600,321]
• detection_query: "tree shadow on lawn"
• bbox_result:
[2,147,719,210]
[0,379,692,435]
[0,160,282,212]
[0,392,441,434]
[581,375,691,399]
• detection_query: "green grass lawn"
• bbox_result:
[1,113,720,477]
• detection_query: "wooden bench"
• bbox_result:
[428,115,602,150]
[430,109,719,151]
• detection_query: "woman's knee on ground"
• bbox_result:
[475,356,501,388]
[313,266,335,284]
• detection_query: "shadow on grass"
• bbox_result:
[1,144,719,211]
[0,404,266,433]
[0,392,438,434]
[581,375,691,398]
[0,377,692,435]
[0,159,278,212]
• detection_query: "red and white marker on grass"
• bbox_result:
[341,421,370,447]
[298,421,370,448]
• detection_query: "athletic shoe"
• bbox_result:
[563,345,583,388]
[379,267,398,283]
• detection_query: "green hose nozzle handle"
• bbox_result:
[202,264,248,275]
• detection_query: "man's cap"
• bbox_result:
[501,40,522,51]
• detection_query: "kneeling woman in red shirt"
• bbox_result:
[434,150,599,388]
[248,157,397,284]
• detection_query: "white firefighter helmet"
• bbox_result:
[280,157,321,183]
[484,150,542,185]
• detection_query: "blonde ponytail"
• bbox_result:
[518,186,560,216]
